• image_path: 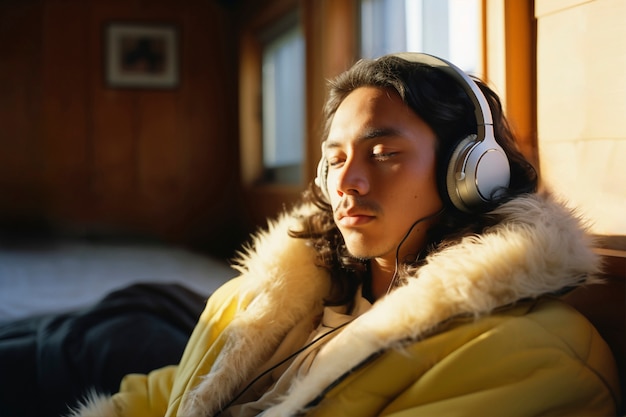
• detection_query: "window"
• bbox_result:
[360,0,481,73]
[260,14,305,185]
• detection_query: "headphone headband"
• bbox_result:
[390,52,494,145]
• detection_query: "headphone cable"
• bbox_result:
[216,320,352,414]
[386,208,445,295]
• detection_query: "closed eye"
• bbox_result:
[371,142,398,161]
[372,151,396,162]
[327,156,345,168]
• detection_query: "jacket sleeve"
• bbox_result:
[309,300,620,417]
[108,366,178,417]
[165,277,246,416]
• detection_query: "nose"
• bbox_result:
[334,157,370,197]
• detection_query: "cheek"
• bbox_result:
[401,172,442,210]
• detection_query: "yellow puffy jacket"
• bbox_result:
[70,192,621,417]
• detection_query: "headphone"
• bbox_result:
[314,52,511,213]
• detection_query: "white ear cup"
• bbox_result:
[315,142,330,201]
[391,53,510,212]
[446,131,510,212]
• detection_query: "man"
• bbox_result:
[70,53,620,416]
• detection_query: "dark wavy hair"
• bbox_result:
[290,55,538,306]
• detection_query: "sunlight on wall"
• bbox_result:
[536,0,626,241]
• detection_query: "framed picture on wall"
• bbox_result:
[104,23,179,89]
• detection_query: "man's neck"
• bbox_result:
[367,218,437,300]
[369,257,397,301]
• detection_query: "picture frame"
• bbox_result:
[104,23,179,89]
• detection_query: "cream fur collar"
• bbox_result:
[180,190,601,417]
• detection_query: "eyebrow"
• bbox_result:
[325,127,401,149]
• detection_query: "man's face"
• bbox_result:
[325,86,443,262]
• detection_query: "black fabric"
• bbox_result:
[0,282,207,417]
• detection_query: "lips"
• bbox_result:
[336,208,376,227]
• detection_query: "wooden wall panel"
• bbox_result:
[91,92,137,207]
[0,0,44,223]
[136,93,184,221]
[0,0,243,256]
[174,0,244,250]
[42,0,92,221]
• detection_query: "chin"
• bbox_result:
[344,245,369,260]
[345,243,381,261]
[347,251,372,262]
[342,233,390,260]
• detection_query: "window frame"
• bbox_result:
[259,11,305,186]
[238,0,358,225]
